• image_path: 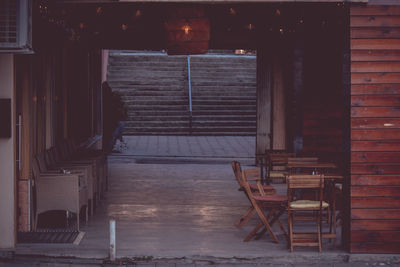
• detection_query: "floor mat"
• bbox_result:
[17,231,85,244]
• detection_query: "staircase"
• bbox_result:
[107,51,256,136]
[190,55,256,135]
[107,51,190,135]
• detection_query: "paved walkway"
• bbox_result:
[116,136,255,158]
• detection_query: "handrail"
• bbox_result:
[187,55,193,134]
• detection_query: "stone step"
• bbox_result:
[191,81,256,86]
[193,105,256,111]
[192,121,256,127]
[122,95,188,101]
[107,71,185,77]
[124,100,188,105]
[125,121,190,127]
[127,105,188,111]
[192,100,256,105]
[108,62,186,68]
[128,110,189,116]
[193,115,256,121]
[114,85,186,91]
[109,55,186,62]
[192,126,256,132]
[192,110,256,116]
[126,115,189,121]
[193,96,256,100]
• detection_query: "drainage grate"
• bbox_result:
[17,230,84,244]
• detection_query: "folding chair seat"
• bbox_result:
[287,174,329,252]
[232,161,276,227]
[240,168,287,243]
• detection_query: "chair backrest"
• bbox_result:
[32,156,41,181]
[44,148,57,167]
[287,174,324,189]
[268,152,296,170]
[36,152,49,172]
[241,168,266,197]
[231,161,243,188]
[287,174,324,204]
[287,157,319,164]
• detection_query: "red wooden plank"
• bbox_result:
[351,107,400,117]
[351,73,400,84]
[351,118,400,129]
[351,95,400,106]
[351,163,400,175]
[352,175,400,185]
[351,39,400,50]
[352,209,400,220]
[351,186,400,197]
[351,152,400,163]
[351,62,400,73]
[351,242,400,254]
[351,16,400,28]
[351,219,400,230]
[352,141,400,151]
[352,129,400,140]
[352,231,400,243]
[351,50,400,61]
[351,28,400,39]
[351,6,400,16]
[351,84,400,95]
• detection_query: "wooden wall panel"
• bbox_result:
[350,4,400,253]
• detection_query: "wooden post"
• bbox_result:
[272,51,286,150]
[256,41,273,155]
[109,219,116,261]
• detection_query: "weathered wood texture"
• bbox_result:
[350,5,400,253]
[256,43,272,154]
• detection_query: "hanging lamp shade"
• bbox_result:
[164,7,209,55]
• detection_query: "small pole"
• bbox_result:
[109,219,116,261]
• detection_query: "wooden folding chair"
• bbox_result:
[287,174,329,252]
[231,161,276,227]
[240,168,287,243]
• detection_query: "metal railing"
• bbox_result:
[187,55,193,134]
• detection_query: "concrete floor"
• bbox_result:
[10,136,400,266]
[15,157,345,261]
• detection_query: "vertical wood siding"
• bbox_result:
[350,4,400,253]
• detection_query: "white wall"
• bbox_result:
[0,54,15,248]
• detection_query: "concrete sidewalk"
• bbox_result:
[115,136,255,158]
